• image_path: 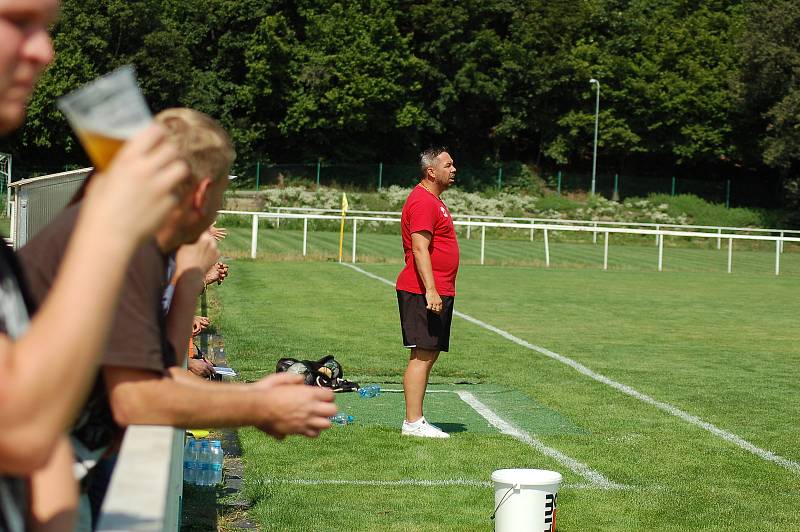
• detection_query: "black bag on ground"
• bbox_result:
[275,355,359,392]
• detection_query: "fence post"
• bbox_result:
[466,217,471,240]
[612,174,619,201]
[603,231,609,270]
[655,225,660,246]
[497,167,503,190]
[557,171,562,196]
[780,231,784,253]
[303,217,308,256]
[658,232,664,271]
[352,218,358,263]
[592,222,598,244]
[5,153,11,218]
[255,161,261,191]
[671,176,676,196]
[530,223,534,242]
[316,159,321,188]
[480,225,485,265]
[775,240,780,275]
[717,228,721,250]
[543,228,550,267]
[725,180,731,208]
[727,238,732,273]
[251,215,258,259]
[378,162,383,191]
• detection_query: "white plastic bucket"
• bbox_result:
[491,468,562,532]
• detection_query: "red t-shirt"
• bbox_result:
[396,185,460,296]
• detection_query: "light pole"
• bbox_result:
[589,78,600,196]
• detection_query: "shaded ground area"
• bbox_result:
[181,331,258,531]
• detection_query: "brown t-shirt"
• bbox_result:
[19,203,176,372]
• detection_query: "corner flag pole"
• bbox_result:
[338,193,349,262]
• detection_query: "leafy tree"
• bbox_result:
[553,0,743,172]
[736,0,800,218]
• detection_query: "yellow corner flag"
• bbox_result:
[338,193,349,262]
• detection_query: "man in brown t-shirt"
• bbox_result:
[19,108,337,527]
[21,203,175,447]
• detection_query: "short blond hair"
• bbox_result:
[154,108,235,181]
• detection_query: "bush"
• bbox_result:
[220,187,778,230]
[643,194,765,227]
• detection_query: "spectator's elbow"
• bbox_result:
[107,383,148,428]
[0,388,60,474]
[0,428,58,475]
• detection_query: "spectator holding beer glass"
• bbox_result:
[0,0,190,529]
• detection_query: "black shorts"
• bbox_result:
[396,290,455,352]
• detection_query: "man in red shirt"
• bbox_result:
[396,147,459,438]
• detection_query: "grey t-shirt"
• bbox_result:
[0,243,32,532]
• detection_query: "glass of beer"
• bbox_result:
[57,66,152,171]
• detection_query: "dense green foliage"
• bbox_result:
[2,0,798,195]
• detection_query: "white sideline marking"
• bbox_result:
[457,391,626,490]
[384,387,625,488]
[254,478,596,490]
[341,262,800,475]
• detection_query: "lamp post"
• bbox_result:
[589,78,600,196]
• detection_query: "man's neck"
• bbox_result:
[419,179,442,198]
[155,229,180,254]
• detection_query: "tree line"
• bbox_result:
[2,0,798,205]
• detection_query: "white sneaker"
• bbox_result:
[401,417,450,438]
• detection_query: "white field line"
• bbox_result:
[252,478,594,490]
[341,262,800,475]
[382,387,625,488]
[457,391,626,490]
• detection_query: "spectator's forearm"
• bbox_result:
[166,269,204,366]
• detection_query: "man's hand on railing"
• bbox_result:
[207,222,227,241]
[188,357,215,379]
[191,315,210,337]
[204,262,228,286]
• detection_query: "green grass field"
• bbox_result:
[206,256,800,531]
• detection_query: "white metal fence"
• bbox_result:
[219,210,800,276]
[257,205,800,249]
[8,168,90,248]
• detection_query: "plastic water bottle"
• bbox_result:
[358,384,381,399]
[183,438,197,485]
[197,440,211,486]
[330,413,354,425]
[210,440,224,485]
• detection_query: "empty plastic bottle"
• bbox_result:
[210,440,224,485]
[358,384,381,399]
[197,440,211,486]
[330,413,354,425]
[183,438,198,485]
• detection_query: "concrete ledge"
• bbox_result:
[96,425,184,532]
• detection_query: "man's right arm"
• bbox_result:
[104,367,336,439]
[411,231,442,314]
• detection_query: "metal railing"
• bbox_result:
[7,168,90,248]
[256,205,799,252]
[219,210,800,275]
[96,425,184,531]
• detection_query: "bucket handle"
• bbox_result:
[490,483,520,520]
